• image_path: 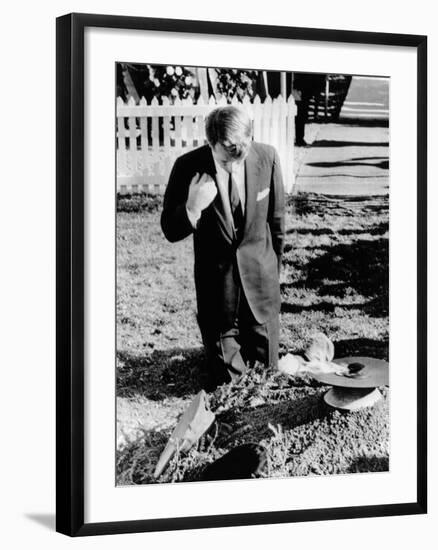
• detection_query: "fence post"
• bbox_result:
[287,94,297,194]
[116,97,127,177]
[195,95,205,146]
[127,96,138,177]
[261,95,272,144]
[278,95,287,186]
[173,97,182,150]
[182,96,194,149]
[252,95,262,141]
[161,96,171,150]
[139,97,148,192]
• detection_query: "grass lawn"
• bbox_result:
[116,191,389,485]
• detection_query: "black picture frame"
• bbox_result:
[56,12,427,537]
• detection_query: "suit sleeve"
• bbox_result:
[268,148,286,271]
[160,157,195,243]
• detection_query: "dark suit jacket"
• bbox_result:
[161,142,285,331]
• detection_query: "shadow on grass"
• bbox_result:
[347,455,389,473]
[117,346,205,400]
[281,301,365,314]
[217,389,331,446]
[282,238,388,318]
[288,192,388,217]
[117,193,162,213]
[334,337,389,360]
[285,220,388,239]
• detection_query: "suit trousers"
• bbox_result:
[199,277,280,387]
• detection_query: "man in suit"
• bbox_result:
[161,106,285,391]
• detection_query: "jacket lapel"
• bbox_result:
[242,144,261,240]
[202,146,234,243]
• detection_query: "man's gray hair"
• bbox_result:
[205,105,252,147]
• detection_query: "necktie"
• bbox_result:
[228,172,244,240]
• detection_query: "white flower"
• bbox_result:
[175,66,183,76]
[278,354,304,376]
[166,66,175,76]
[184,76,193,86]
[305,332,334,362]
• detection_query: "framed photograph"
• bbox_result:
[56,13,427,536]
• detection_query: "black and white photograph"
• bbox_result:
[115,63,390,485]
[0,0,432,545]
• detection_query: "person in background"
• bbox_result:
[293,72,326,146]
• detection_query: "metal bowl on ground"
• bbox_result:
[312,356,389,411]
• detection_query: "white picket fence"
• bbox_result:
[116,94,297,195]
